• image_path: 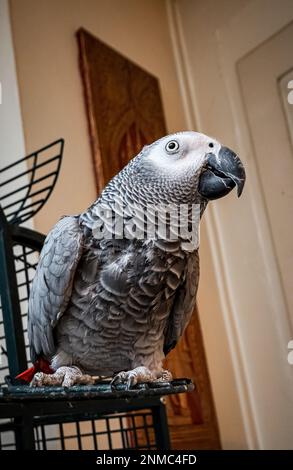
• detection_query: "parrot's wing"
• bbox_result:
[163,250,199,355]
[28,216,84,362]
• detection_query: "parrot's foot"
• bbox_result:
[111,366,172,389]
[30,366,95,387]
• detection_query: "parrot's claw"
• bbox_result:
[159,370,173,382]
[111,366,172,390]
[30,366,95,387]
[110,371,127,388]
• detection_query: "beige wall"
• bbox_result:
[9,0,187,233]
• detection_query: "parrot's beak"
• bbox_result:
[198,146,246,200]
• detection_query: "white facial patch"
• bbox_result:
[147,131,221,176]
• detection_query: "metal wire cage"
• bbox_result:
[0,220,45,385]
[0,141,192,450]
[0,409,159,450]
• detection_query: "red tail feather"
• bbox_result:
[16,358,53,383]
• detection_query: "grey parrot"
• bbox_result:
[25,131,245,387]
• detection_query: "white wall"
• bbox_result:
[0,0,35,231]
[0,0,25,169]
[0,0,33,448]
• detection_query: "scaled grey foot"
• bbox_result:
[111,366,173,389]
[30,366,95,387]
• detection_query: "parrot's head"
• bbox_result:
[89,131,246,247]
[142,131,246,201]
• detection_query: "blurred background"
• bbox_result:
[0,0,293,449]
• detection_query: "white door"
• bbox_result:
[237,21,293,326]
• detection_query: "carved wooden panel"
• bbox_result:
[77,28,166,194]
[77,28,220,449]
[164,307,220,449]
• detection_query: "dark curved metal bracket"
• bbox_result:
[0,139,64,225]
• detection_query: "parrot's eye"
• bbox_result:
[208,142,214,148]
[165,140,180,154]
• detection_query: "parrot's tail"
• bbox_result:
[15,357,53,383]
